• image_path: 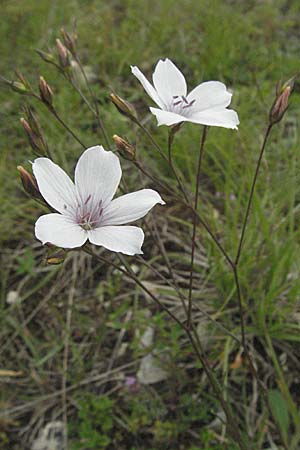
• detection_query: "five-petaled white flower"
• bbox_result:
[131,58,239,129]
[33,146,165,255]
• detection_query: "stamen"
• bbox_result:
[76,195,103,230]
[182,99,195,109]
[84,194,92,205]
[172,95,195,110]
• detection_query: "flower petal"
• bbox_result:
[88,226,144,255]
[75,146,122,208]
[187,81,233,112]
[131,66,164,108]
[32,158,77,215]
[149,107,188,126]
[101,189,165,226]
[188,108,240,129]
[152,59,187,106]
[35,213,87,248]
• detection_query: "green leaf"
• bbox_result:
[268,389,290,439]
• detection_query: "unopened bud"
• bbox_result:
[0,76,29,94]
[36,49,55,64]
[39,76,53,106]
[56,39,70,69]
[11,81,28,94]
[17,166,40,198]
[15,70,31,90]
[113,135,136,160]
[110,93,137,121]
[61,28,76,55]
[20,118,47,155]
[23,106,41,135]
[46,248,66,265]
[269,75,297,125]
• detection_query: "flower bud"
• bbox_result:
[46,248,66,265]
[20,118,47,155]
[36,49,55,64]
[17,166,40,198]
[60,28,76,55]
[23,105,41,135]
[0,76,29,94]
[11,81,28,94]
[269,75,297,125]
[39,76,53,106]
[56,39,70,69]
[110,93,137,121]
[15,70,31,90]
[113,135,136,161]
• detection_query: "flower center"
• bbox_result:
[76,194,103,230]
[172,95,195,111]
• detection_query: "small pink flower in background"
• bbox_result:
[124,376,140,393]
[33,146,165,255]
[131,58,239,129]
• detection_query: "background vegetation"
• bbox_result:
[1,0,300,448]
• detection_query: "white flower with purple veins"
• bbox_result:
[33,146,165,255]
[131,58,239,129]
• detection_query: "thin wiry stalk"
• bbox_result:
[133,152,234,267]
[84,247,249,450]
[136,120,189,202]
[235,124,273,264]
[50,106,86,149]
[62,256,77,449]
[73,54,110,148]
[187,125,207,327]
[32,93,87,148]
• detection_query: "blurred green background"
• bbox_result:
[1,1,300,449]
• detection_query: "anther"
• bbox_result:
[84,194,91,205]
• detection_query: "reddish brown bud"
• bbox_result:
[110,93,137,121]
[113,135,136,160]
[60,28,77,55]
[23,106,41,135]
[56,39,70,69]
[17,166,40,198]
[39,76,53,106]
[269,75,297,125]
[20,117,47,155]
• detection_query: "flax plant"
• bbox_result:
[4,27,298,450]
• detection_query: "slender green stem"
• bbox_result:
[136,121,189,202]
[232,124,274,387]
[235,124,273,265]
[232,264,258,381]
[32,92,86,148]
[74,55,110,148]
[187,126,208,328]
[133,154,234,268]
[50,106,86,148]
[84,246,249,450]
[167,129,174,165]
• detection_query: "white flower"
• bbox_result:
[33,146,165,255]
[131,58,239,129]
